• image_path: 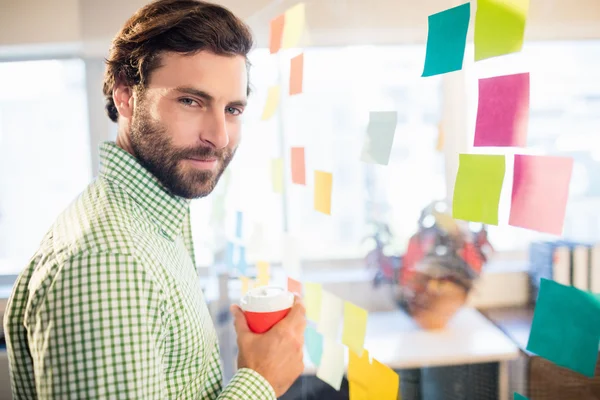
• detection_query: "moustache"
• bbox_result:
[176,146,228,161]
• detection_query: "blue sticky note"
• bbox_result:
[225,241,236,267]
[235,211,243,238]
[236,246,248,275]
[305,325,324,367]
[422,3,470,77]
[514,393,529,400]
[526,278,600,377]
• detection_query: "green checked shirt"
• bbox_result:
[4,141,276,400]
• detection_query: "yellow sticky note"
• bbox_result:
[317,290,343,339]
[348,349,372,388]
[342,301,368,357]
[261,86,280,120]
[349,381,369,400]
[256,261,270,287]
[314,170,332,215]
[304,282,322,322]
[370,358,400,400]
[436,122,444,152]
[282,3,306,49]
[271,158,284,194]
[241,276,252,295]
[474,0,529,61]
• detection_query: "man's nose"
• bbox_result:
[200,110,229,149]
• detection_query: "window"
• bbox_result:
[0,59,91,274]
[192,46,445,266]
[463,41,600,251]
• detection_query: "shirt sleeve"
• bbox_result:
[217,368,277,400]
[25,251,168,399]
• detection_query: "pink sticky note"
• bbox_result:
[474,72,529,147]
[509,155,573,235]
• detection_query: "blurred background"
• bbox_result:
[0,0,599,399]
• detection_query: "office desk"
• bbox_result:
[304,307,519,400]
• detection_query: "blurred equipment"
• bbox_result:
[365,200,493,330]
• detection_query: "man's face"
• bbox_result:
[129,51,248,199]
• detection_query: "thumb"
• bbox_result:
[230,304,250,334]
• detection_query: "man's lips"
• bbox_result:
[186,157,218,169]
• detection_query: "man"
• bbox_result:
[3,1,305,399]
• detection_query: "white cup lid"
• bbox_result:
[240,286,294,313]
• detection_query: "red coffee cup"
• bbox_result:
[240,286,294,333]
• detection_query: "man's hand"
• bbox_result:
[231,296,306,398]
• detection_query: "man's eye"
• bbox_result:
[226,107,243,116]
[179,98,199,107]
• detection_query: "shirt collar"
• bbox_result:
[98,141,190,241]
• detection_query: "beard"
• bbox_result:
[129,102,235,199]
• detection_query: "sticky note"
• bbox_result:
[526,278,600,377]
[436,122,445,152]
[304,282,323,322]
[235,211,243,238]
[475,0,529,61]
[348,348,372,388]
[282,3,305,49]
[342,301,368,357]
[271,158,284,194]
[236,246,248,275]
[287,277,303,296]
[474,73,530,147]
[256,261,270,287]
[282,233,301,277]
[225,241,235,267]
[290,53,304,95]
[269,14,285,54]
[291,147,306,185]
[316,336,345,390]
[261,86,280,120]
[241,276,253,295]
[349,382,369,400]
[422,3,470,77]
[514,393,529,400]
[509,155,573,235]
[317,290,344,339]
[370,359,400,400]
[452,154,505,225]
[360,111,398,166]
[314,171,332,215]
[305,325,324,367]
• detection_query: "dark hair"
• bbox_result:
[103,0,254,123]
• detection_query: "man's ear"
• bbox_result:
[113,83,135,120]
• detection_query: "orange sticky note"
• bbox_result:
[348,349,372,388]
[287,277,303,296]
[370,359,400,400]
[314,170,332,215]
[257,261,270,286]
[342,301,368,357]
[291,147,306,185]
[269,14,285,54]
[272,158,284,193]
[290,53,304,95]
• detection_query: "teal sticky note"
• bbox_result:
[422,3,470,77]
[526,278,600,377]
[514,393,529,400]
[305,325,324,367]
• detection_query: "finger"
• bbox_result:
[230,304,250,334]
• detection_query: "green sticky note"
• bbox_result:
[452,154,505,225]
[514,393,529,400]
[474,0,529,61]
[305,325,324,367]
[422,3,470,77]
[526,278,600,377]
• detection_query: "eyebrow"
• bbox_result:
[174,86,247,108]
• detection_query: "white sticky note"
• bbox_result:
[317,290,344,339]
[360,111,398,166]
[316,337,346,390]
